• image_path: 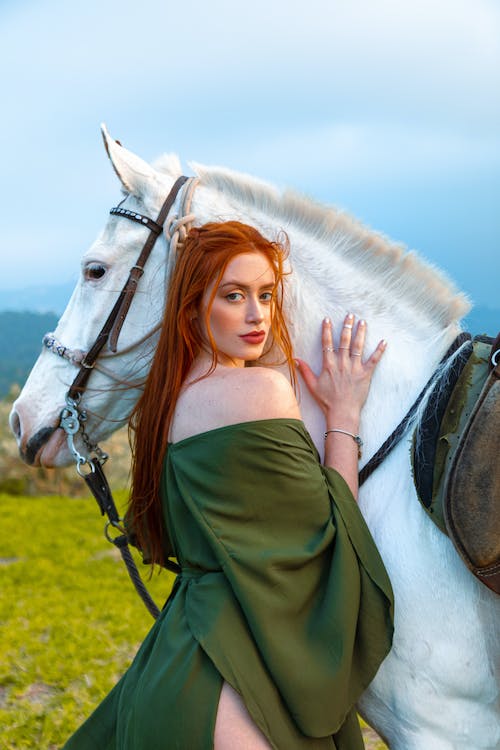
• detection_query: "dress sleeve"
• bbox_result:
[173,426,394,738]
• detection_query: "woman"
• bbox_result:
[64,221,393,750]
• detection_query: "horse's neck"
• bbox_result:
[291,261,462,457]
[189,182,464,458]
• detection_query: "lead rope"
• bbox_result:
[85,455,162,620]
[60,393,165,620]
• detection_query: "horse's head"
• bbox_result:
[10,125,184,467]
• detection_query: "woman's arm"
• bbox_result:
[295,314,386,499]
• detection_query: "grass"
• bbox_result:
[0,493,387,749]
[0,493,173,749]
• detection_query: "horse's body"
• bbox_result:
[10,127,500,749]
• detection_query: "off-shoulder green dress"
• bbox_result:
[64,419,394,750]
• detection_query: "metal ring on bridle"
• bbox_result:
[105,518,127,543]
[492,348,500,367]
[76,458,95,476]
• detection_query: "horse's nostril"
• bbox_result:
[9,409,22,440]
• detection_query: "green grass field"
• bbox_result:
[0,493,174,749]
[0,493,387,749]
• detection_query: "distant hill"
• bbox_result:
[0,281,74,315]
[0,280,497,335]
[0,311,58,398]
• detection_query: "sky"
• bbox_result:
[1,0,499,310]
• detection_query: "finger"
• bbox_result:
[338,312,354,358]
[295,358,319,394]
[350,318,366,360]
[321,318,335,364]
[365,339,387,370]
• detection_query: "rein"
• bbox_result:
[359,331,472,486]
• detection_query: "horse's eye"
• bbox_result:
[84,263,107,281]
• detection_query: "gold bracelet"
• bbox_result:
[324,428,363,459]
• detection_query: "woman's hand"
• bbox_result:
[295,314,386,498]
[295,314,386,428]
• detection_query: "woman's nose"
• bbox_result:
[246,298,265,323]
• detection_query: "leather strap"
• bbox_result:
[109,206,163,235]
[84,459,181,578]
[68,176,188,400]
[359,332,472,486]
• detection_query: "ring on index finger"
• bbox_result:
[323,346,334,352]
[343,323,353,329]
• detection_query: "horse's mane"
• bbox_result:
[191,163,471,328]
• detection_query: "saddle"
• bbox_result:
[413,333,500,594]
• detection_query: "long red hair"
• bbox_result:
[128,220,295,567]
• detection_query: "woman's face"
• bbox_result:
[198,251,276,367]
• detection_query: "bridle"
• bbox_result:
[69,175,189,399]
[46,176,191,618]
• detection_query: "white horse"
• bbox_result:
[10,126,500,749]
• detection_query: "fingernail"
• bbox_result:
[381,339,387,347]
[294,359,300,367]
[359,319,366,326]
[324,317,331,324]
[346,312,353,320]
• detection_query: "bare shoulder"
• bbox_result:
[239,367,297,404]
[225,366,300,418]
[170,367,301,443]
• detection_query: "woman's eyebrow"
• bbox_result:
[218,280,275,290]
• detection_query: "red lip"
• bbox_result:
[240,331,266,344]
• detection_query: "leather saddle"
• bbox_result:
[413,332,500,594]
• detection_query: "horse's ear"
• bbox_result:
[100,123,160,197]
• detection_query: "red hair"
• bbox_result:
[128,220,295,567]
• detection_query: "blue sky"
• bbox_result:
[1,0,499,309]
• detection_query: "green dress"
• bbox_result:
[64,419,394,750]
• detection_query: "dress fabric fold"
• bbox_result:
[63,418,394,750]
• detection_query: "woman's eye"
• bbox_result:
[226,292,243,302]
[84,263,107,281]
[260,292,273,302]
